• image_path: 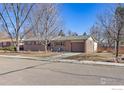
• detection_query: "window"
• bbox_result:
[25,41,32,45]
[6,42,11,46]
[3,42,7,46]
[36,41,39,45]
[32,41,36,45]
[61,42,64,46]
[55,42,64,46]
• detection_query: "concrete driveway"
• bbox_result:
[0,56,124,85]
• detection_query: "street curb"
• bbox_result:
[51,59,124,67]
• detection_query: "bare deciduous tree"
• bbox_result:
[90,23,114,48]
[97,4,124,62]
[0,3,34,52]
[34,4,62,53]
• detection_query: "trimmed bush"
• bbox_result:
[0,46,16,51]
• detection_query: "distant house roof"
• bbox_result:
[0,38,16,42]
[23,37,39,41]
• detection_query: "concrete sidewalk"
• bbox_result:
[0,54,124,67]
[54,59,124,67]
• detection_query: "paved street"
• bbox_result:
[0,56,124,85]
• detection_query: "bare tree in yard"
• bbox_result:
[34,4,62,53]
[114,6,124,59]
[0,3,34,52]
[97,5,124,62]
[23,28,35,39]
[90,23,114,48]
[90,24,104,46]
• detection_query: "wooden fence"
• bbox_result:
[97,46,124,54]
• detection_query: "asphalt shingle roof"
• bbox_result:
[0,38,16,42]
[23,37,39,41]
[52,35,89,41]
[24,35,89,41]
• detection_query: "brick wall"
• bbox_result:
[65,41,71,52]
[24,41,45,51]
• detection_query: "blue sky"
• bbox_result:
[59,3,116,35]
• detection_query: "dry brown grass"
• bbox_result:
[0,51,60,57]
[65,53,115,62]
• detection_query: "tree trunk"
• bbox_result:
[115,40,119,63]
[45,45,47,53]
[16,38,20,52]
[16,44,20,52]
[116,40,119,58]
[115,27,121,63]
[45,40,48,53]
[16,6,20,52]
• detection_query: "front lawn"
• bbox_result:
[65,53,116,62]
[0,51,60,57]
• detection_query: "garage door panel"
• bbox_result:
[71,42,84,52]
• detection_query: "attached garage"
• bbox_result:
[51,36,97,53]
[71,42,85,52]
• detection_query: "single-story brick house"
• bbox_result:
[0,38,24,50]
[0,38,15,47]
[23,36,98,53]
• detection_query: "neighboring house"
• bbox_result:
[0,38,15,47]
[0,38,24,50]
[23,37,47,51]
[23,36,98,53]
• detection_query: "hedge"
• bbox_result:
[0,46,16,51]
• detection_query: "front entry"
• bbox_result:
[71,42,84,52]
